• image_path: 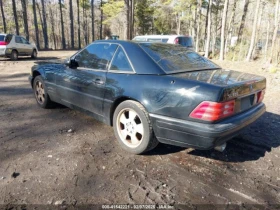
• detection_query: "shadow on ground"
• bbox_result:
[0,56,60,62]
[188,112,280,162]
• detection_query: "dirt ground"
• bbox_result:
[0,51,280,209]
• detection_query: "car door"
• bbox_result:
[20,37,33,55]
[14,36,25,55]
[56,43,118,117]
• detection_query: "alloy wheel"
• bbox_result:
[116,108,144,148]
[35,81,45,104]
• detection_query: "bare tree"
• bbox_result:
[91,0,95,42]
[41,0,49,49]
[12,0,19,35]
[246,0,261,61]
[82,0,88,45]
[49,7,56,49]
[0,0,7,33]
[32,0,40,49]
[130,0,134,39]
[271,0,280,60]
[195,0,202,52]
[100,0,103,40]
[69,0,74,48]
[225,0,237,53]
[59,0,66,49]
[21,0,29,41]
[125,0,130,40]
[237,0,249,44]
[219,0,229,60]
[77,0,81,48]
[205,0,212,58]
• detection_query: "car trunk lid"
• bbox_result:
[172,69,266,117]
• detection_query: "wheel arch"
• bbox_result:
[31,70,42,88]
[109,96,148,126]
[11,48,18,54]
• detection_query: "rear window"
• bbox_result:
[147,38,162,43]
[139,43,220,73]
[5,35,12,43]
[178,37,193,48]
[133,38,146,41]
[0,35,5,41]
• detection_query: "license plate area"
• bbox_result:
[240,94,255,111]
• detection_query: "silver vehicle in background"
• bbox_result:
[0,34,38,60]
[133,35,194,50]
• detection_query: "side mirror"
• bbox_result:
[65,58,71,67]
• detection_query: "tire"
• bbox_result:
[31,49,37,59]
[33,76,54,108]
[10,50,18,61]
[113,100,158,154]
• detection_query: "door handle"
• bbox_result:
[94,78,104,85]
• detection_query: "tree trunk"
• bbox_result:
[36,3,44,45]
[21,0,29,41]
[41,0,49,49]
[204,1,210,41]
[49,7,56,49]
[100,0,103,40]
[205,0,212,58]
[0,0,7,33]
[84,4,88,45]
[59,0,66,49]
[125,0,130,40]
[219,0,229,60]
[265,20,270,60]
[91,0,94,42]
[130,0,134,39]
[271,0,280,61]
[195,0,202,52]
[32,0,40,49]
[176,13,181,35]
[225,0,237,54]
[237,0,249,44]
[246,0,261,61]
[69,0,74,48]
[77,0,81,48]
[12,0,19,35]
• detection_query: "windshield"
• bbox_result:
[139,43,220,73]
[0,35,5,41]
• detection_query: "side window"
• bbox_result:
[109,47,133,72]
[5,35,13,44]
[74,43,117,70]
[21,37,29,44]
[15,36,22,44]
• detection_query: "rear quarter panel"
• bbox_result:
[103,73,223,123]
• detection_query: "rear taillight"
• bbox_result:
[257,90,265,103]
[0,41,7,45]
[174,38,179,44]
[190,100,235,122]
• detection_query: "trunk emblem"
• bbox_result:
[249,84,253,92]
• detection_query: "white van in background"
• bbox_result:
[132,35,194,50]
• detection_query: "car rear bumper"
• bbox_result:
[149,103,266,150]
[0,48,6,56]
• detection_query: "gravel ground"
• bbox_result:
[0,51,279,209]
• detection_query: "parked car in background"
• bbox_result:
[133,35,194,50]
[0,34,38,60]
[29,40,266,155]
